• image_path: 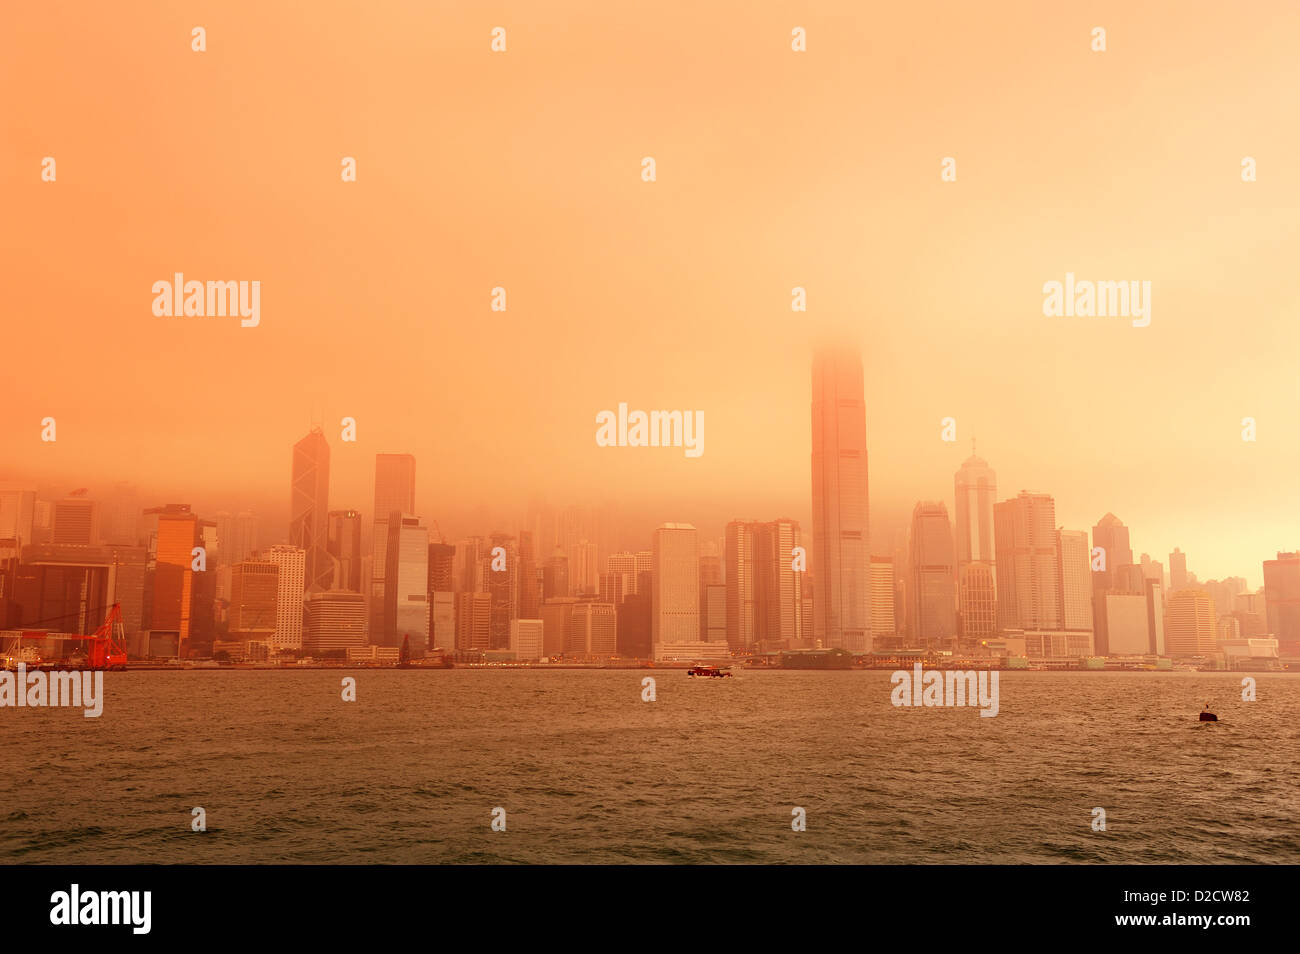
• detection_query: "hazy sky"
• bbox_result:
[3,1,1299,586]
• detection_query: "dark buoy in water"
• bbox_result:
[1200,702,1218,722]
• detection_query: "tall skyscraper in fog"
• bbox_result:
[652,523,699,655]
[1169,548,1188,590]
[993,492,1060,631]
[954,450,996,565]
[370,454,416,637]
[810,347,870,651]
[909,501,957,644]
[289,428,332,594]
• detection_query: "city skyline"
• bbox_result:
[6,5,1300,587]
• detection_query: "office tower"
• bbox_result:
[958,561,996,643]
[703,584,727,642]
[214,510,259,567]
[0,488,37,548]
[652,523,699,652]
[511,618,545,661]
[993,492,1060,631]
[427,542,456,650]
[698,553,722,639]
[146,504,214,657]
[599,570,629,607]
[263,544,306,652]
[1057,529,1094,632]
[1165,588,1218,655]
[327,509,363,592]
[539,597,578,657]
[305,590,367,656]
[5,543,145,640]
[484,532,518,650]
[954,449,996,565]
[369,453,417,636]
[725,518,805,651]
[383,514,429,656]
[428,543,456,592]
[810,347,870,652]
[229,560,279,639]
[1169,548,1188,590]
[542,553,570,599]
[869,555,897,640]
[454,537,486,593]
[568,539,598,595]
[289,428,332,594]
[1233,591,1269,638]
[1262,551,1300,655]
[1144,577,1166,655]
[518,530,541,618]
[756,519,803,649]
[1102,592,1149,654]
[568,602,617,656]
[455,591,491,651]
[724,520,756,648]
[100,482,142,546]
[909,502,957,644]
[430,591,456,651]
[1090,514,1135,654]
[1091,514,1133,581]
[607,552,639,595]
[617,590,652,659]
[52,494,99,545]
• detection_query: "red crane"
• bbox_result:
[86,603,129,670]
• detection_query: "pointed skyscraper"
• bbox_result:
[290,427,332,594]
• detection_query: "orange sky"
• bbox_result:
[3,1,1299,585]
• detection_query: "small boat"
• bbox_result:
[1199,702,1218,722]
[687,665,732,678]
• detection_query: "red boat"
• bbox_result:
[687,665,732,678]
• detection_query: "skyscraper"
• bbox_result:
[263,544,306,652]
[1165,588,1217,655]
[1169,548,1188,590]
[954,450,996,565]
[1056,529,1094,633]
[369,453,416,636]
[229,559,279,639]
[909,501,957,644]
[146,503,214,657]
[810,347,870,651]
[327,509,363,593]
[958,562,996,643]
[869,555,897,641]
[289,428,332,594]
[51,494,99,546]
[724,518,804,651]
[651,523,699,655]
[1262,551,1300,655]
[383,513,428,656]
[993,492,1060,631]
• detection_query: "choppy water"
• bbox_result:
[2,670,1297,863]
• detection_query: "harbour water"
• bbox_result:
[2,670,1296,864]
